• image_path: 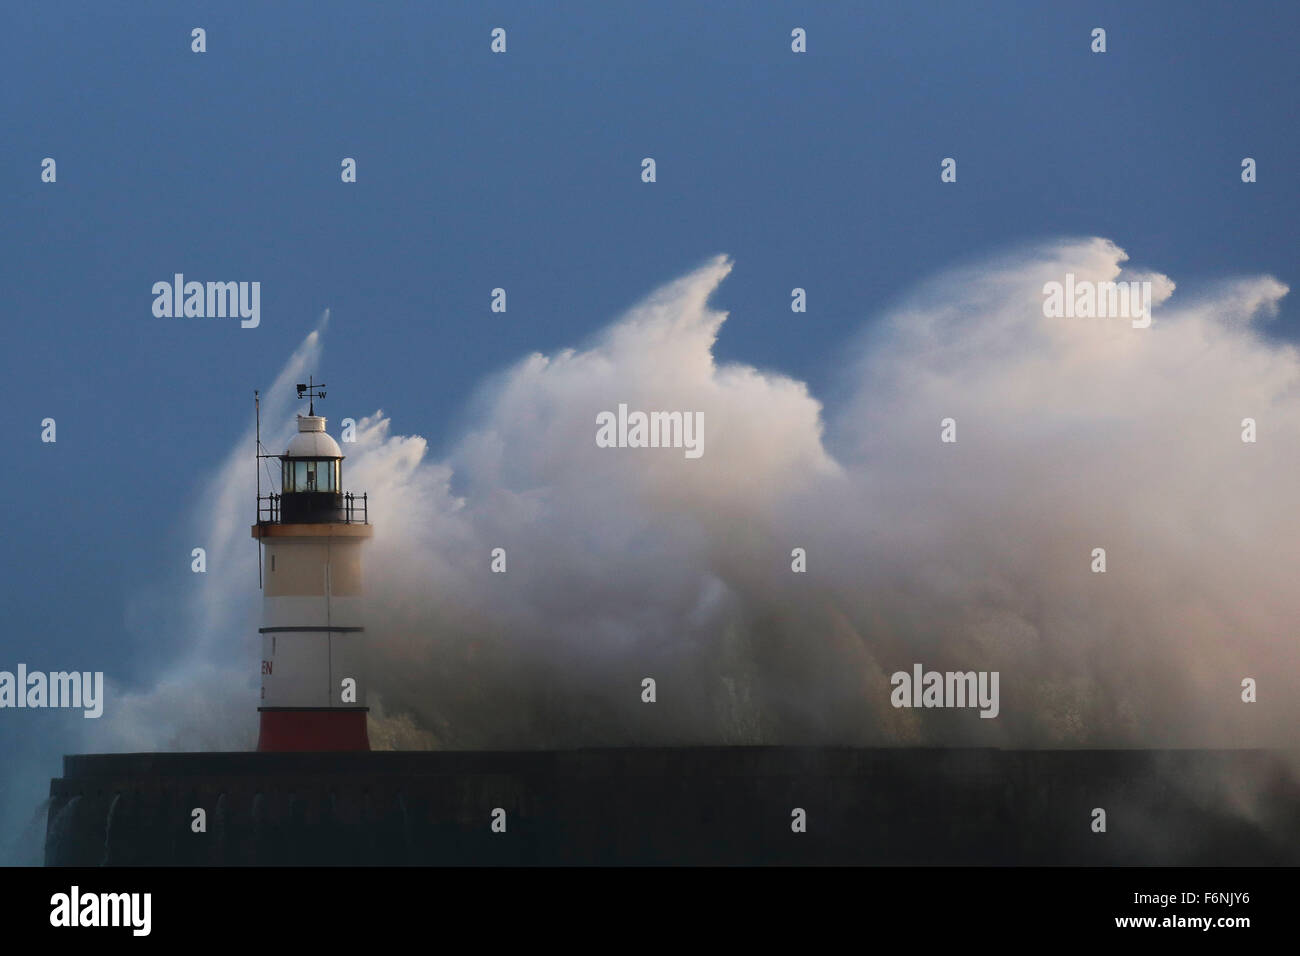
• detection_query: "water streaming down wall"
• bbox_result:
[42,795,81,866]
[43,748,1300,866]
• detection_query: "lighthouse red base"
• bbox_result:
[257,710,370,752]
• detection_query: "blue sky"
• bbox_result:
[2,1,1298,857]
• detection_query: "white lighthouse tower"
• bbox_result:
[251,380,372,751]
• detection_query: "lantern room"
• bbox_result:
[282,418,342,492]
[278,415,346,523]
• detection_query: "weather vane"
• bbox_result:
[295,375,327,415]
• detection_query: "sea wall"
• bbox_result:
[45,748,1300,866]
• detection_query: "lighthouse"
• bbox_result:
[251,380,372,751]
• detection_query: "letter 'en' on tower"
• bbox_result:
[251,379,373,751]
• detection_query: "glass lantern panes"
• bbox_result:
[282,459,340,493]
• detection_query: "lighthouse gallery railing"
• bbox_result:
[257,492,368,524]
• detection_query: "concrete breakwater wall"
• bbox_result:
[45,747,1300,866]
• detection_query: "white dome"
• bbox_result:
[285,416,343,458]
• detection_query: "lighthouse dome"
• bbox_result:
[285,415,343,458]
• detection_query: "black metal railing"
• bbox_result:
[258,493,280,523]
[257,492,368,524]
[345,492,368,524]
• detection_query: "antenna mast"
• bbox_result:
[255,390,263,588]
